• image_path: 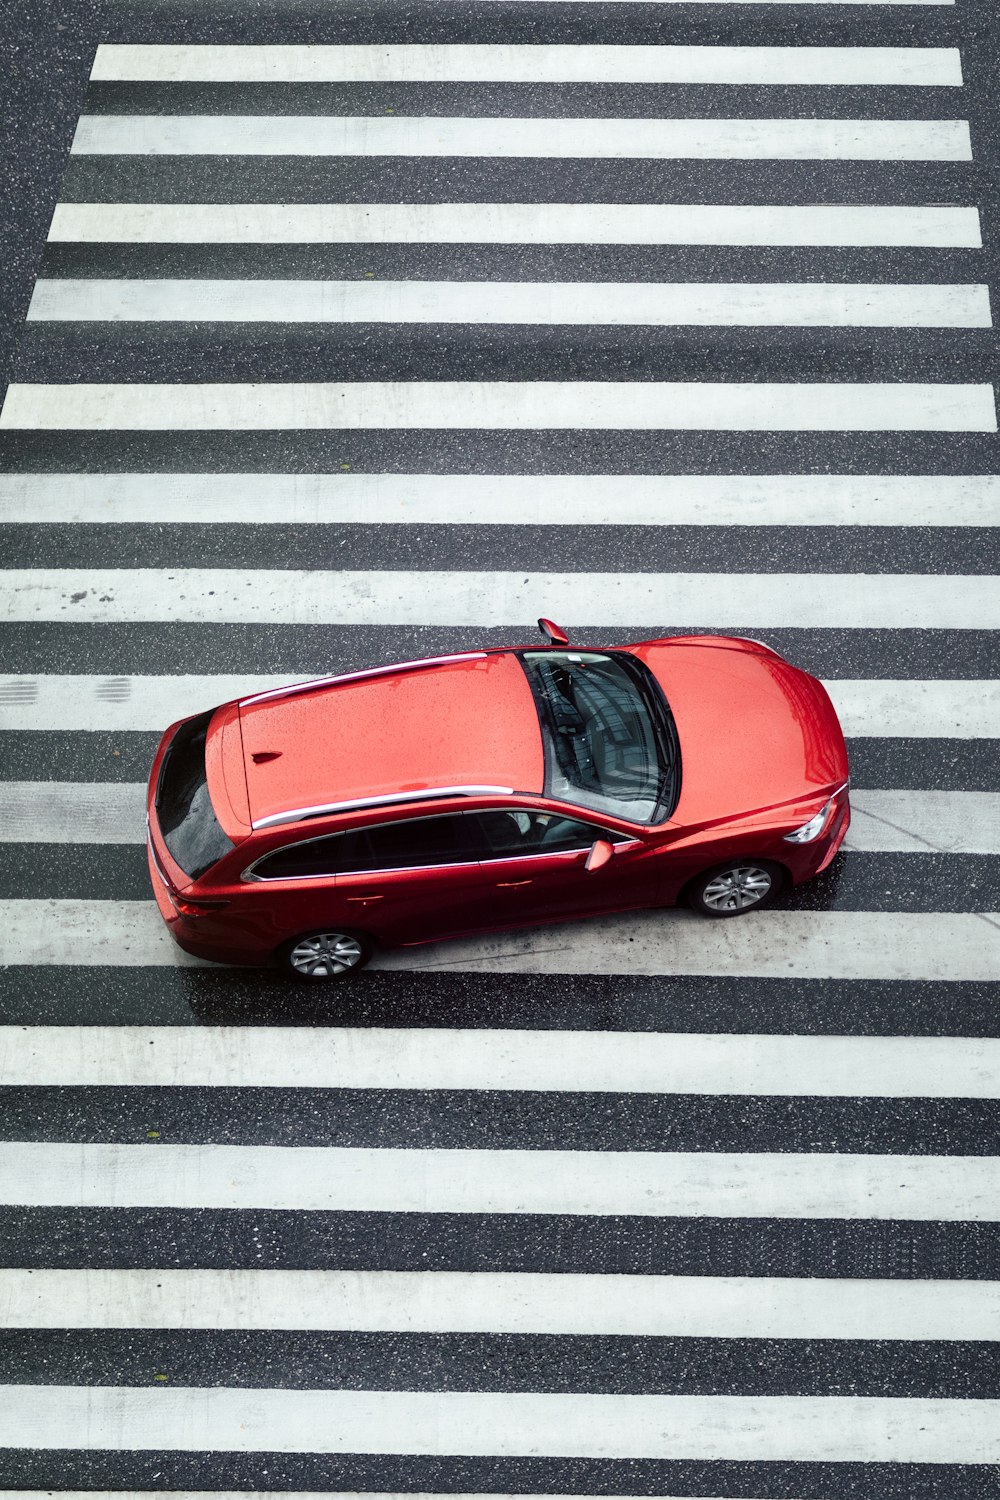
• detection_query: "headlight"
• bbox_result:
[784,797,834,844]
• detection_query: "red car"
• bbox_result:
[147,622,850,981]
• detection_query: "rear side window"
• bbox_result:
[156,710,235,879]
[251,812,482,881]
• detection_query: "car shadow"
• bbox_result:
[772,850,846,912]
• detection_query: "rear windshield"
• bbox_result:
[519,650,680,823]
[156,709,234,879]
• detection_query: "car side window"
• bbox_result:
[469,808,617,860]
[361,813,483,872]
[250,812,482,881]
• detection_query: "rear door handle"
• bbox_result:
[496,879,532,888]
[346,894,385,904]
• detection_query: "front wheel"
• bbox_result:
[687,860,784,918]
[277,929,373,980]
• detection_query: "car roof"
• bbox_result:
[235,651,545,830]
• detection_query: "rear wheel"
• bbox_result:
[277,929,373,980]
[687,860,784,918]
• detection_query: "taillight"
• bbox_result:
[169,895,230,918]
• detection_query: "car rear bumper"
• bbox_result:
[147,838,267,966]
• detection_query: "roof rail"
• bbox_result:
[253,785,514,831]
[240,653,489,708]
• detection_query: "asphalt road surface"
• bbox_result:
[1,0,1000,1493]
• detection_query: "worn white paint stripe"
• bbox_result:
[28,279,992,329]
[846,789,1000,853]
[4,473,1000,527]
[5,1268,999,1338]
[827,679,1000,739]
[48,202,983,248]
[88,45,964,86]
[2,1385,998,1460]
[0,675,993,738]
[387,909,1000,979]
[2,568,997,628]
[0,782,145,844]
[3,1139,999,1219]
[84,42,966,87]
[5,382,993,433]
[70,116,974,162]
[3,784,997,855]
[2,902,998,981]
[6,1025,1000,1096]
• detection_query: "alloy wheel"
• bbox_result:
[700,864,773,913]
[287,932,365,977]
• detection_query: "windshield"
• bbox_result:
[518,651,680,823]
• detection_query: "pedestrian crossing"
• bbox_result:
[0,4,998,1494]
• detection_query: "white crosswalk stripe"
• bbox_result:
[3,1385,999,1461]
[90,44,965,85]
[2,473,998,526]
[0,4,997,1485]
[0,675,995,736]
[1,782,997,852]
[28,278,994,327]
[27,282,995,331]
[6,380,995,430]
[4,1025,1000,1094]
[49,202,984,246]
[70,115,975,160]
[4,1140,1000,1217]
[4,1268,1000,1338]
[3,568,997,626]
[3,902,999,978]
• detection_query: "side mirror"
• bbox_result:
[538,617,570,647]
[584,839,613,872]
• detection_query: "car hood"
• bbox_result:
[627,639,848,828]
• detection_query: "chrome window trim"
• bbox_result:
[478,841,636,866]
[239,653,488,708]
[245,856,484,884]
[252,784,514,831]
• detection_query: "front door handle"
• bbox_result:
[346,894,385,904]
[496,879,532,888]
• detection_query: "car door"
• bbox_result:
[330,811,496,944]
[245,812,494,947]
[466,806,663,930]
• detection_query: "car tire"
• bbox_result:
[277,928,374,981]
[687,859,784,918]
